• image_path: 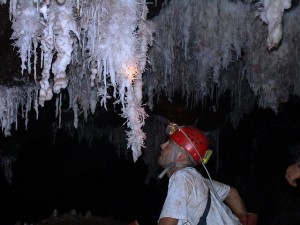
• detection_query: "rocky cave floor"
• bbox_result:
[16,210,131,225]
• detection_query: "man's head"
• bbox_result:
[166,123,212,165]
[157,139,184,179]
[158,139,196,169]
[157,123,213,178]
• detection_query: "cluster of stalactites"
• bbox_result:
[144,0,300,126]
[245,1,299,112]
[8,0,79,107]
[144,0,249,111]
[1,0,153,161]
[78,0,153,161]
[0,85,39,137]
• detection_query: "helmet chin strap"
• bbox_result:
[158,162,190,179]
[158,162,176,179]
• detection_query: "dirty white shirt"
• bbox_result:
[159,167,241,225]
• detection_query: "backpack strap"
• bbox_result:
[197,190,211,225]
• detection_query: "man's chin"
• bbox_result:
[157,158,164,167]
[158,160,168,168]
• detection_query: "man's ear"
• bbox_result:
[177,152,188,162]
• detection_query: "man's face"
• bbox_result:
[158,140,174,167]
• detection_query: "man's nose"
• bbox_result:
[160,142,166,149]
[160,143,164,149]
[160,141,168,149]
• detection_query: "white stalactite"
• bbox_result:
[80,0,152,161]
[260,0,292,50]
[52,0,78,94]
[11,1,40,75]
[39,1,55,107]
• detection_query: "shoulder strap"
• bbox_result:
[197,190,211,225]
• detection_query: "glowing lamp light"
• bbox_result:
[123,63,138,82]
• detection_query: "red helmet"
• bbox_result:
[167,124,210,163]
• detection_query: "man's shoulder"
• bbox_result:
[172,167,203,180]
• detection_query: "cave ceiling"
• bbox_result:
[0,0,300,162]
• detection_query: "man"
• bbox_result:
[286,158,300,187]
[157,124,250,225]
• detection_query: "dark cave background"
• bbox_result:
[1,1,300,225]
[0,95,300,225]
